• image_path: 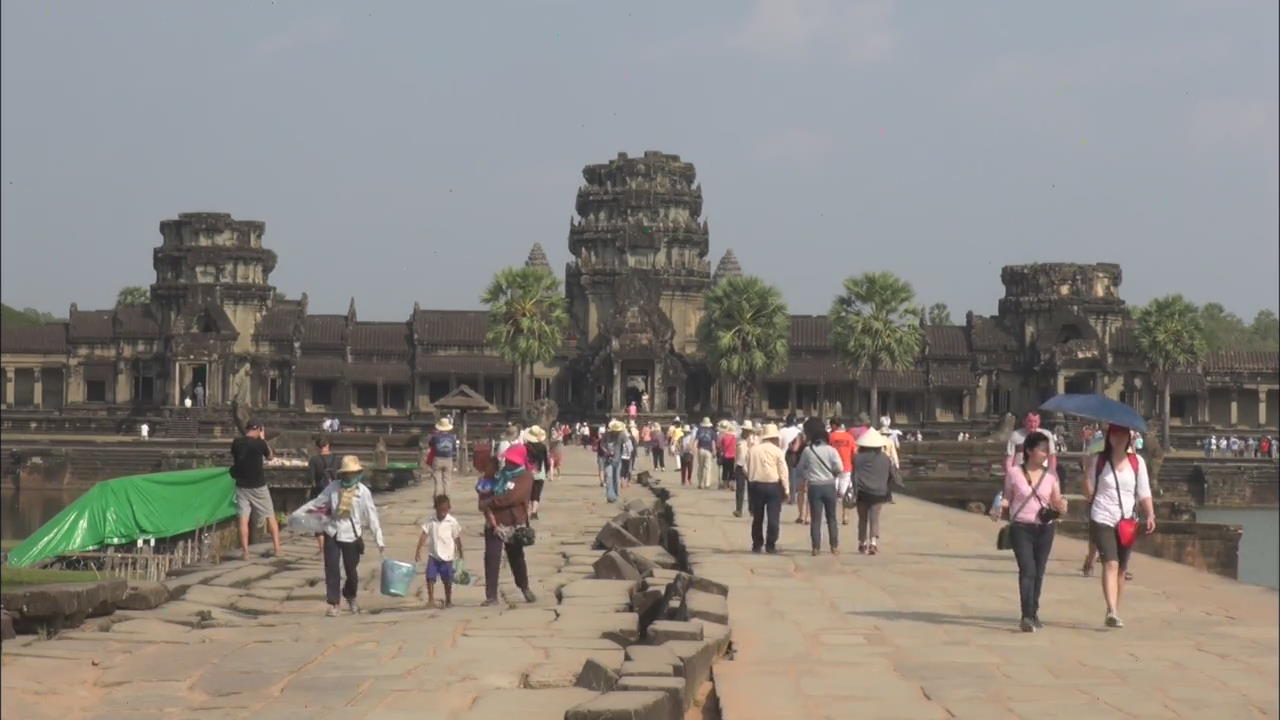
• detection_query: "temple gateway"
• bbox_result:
[2,151,1277,433]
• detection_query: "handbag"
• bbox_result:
[996,470,1049,550]
[349,517,365,556]
[511,525,537,547]
[1095,459,1140,549]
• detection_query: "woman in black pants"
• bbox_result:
[991,431,1068,632]
[523,426,549,520]
[477,445,536,606]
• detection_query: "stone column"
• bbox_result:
[376,377,384,416]
[1258,388,1267,428]
[653,361,664,413]
[962,390,972,420]
[32,369,43,409]
[4,367,14,406]
[611,359,622,411]
[888,390,898,422]
[1197,389,1210,424]
[788,381,797,415]
[1055,372,1065,396]
[1230,388,1239,427]
[477,372,486,400]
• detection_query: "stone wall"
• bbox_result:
[1056,520,1242,579]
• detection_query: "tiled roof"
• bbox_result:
[69,309,115,341]
[770,355,846,381]
[1204,350,1278,374]
[413,310,489,347]
[113,305,161,338]
[347,361,411,384]
[256,306,302,340]
[296,356,345,378]
[925,325,969,359]
[930,366,975,388]
[969,316,1018,351]
[416,353,513,375]
[788,315,831,351]
[302,315,347,347]
[350,322,410,352]
[857,368,929,390]
[1168,372,1206,394]
[0,324,68,354]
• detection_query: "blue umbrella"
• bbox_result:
[1038,394,1148,433]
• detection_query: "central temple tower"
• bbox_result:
[565,151,712,413]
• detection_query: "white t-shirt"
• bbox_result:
[1006,429,1057,461]
[421,514,463,561]
[778,426,802,453]
[1087,454,1151,527]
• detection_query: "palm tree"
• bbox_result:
[697,275,790,418]
[830,272,924,419]
[1135,294,1205,450]
[481,266,568,409]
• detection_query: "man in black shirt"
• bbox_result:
[231,420,280,560]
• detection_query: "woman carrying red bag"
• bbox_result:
[1083,423,1156,629]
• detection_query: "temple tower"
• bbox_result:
[565,151,712,413]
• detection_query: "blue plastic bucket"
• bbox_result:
[380,558,415,597]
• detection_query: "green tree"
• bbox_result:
[115,286,150,307]
[481,266,568,409]
[927,302,952,326]
[1136,294,1206,450]
[1249,309,1279,349]
[696,275,790,419]
[1198,302,1247,351]
[830,272,924,419]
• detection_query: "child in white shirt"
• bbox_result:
[415,495,463,608]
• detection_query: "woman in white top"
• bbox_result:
[299,455,386,616]
[1083,423,1156,629]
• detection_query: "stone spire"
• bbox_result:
[712,249,743,284]
[525,243,551,271]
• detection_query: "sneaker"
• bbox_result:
[1032,616,1044,629]
[830,547,839,555]
[326,605,341,617]
[1105,612,1124,628]
[346,599,361,615]
[732,510,742,518]
[751,546,762,554]
[858,543,867,554]
[1020,617,1036,633]
[765,546,779,554]
[811,547,820,556]
[521,588,537,603]
[868,543,879,555]
[480,598,498,607]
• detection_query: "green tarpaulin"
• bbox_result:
[7,467,237,568]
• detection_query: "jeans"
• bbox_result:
[653,447,665,470]
[1010,522,1055,620]
[748,482,783,550]
[856,498,884,543]
[483,526,529,602]
[680,453,694,484]
[808,483,839,550]
[734,469,746,514]
[605,460,622,502]
[696,449,715,488]
[323,534,361,605]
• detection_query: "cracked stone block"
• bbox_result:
[621,545,678,572]
[691,619,731,655]
[117,581,169,611]
[674,571,729,598]
[523,662,582,688]
[558,578,639,601]
[594,521,643,551]
[573,657,620,692]
[646,620,704,644]
[180,584,244,608]
[565,690,670,720]
[615,676,687,717]
[208,564,276,588]
[685,589,729,625]
[661,639,718,699]
[619,660,678,678]
[593,550,643,581]
[555,611,641,645]
[623,498,652,514]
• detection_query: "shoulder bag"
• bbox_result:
[996,469,1049,550]
[1089,455,1141,548]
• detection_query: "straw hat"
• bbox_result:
[608,419,626,433]
[700,417,713,428]
[717,420,730,431]
[435,418,454,432]
[758,423,780,440]
[336,455,364,475]
[741,420,755,432]
[856,428,889,448]
[524,425,547,443]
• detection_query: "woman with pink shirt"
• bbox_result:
[991,431,1068,632]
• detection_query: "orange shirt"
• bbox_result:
[828,430,855,472]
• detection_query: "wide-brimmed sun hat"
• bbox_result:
[759,423,780,440]
[717,420,730,431]
[856,428,889,448]
[700,417,713,428]
[503,444,528,468]
[608,419,626,433]
[741,420,755,432]
[435,418,454,432]
[524,425,547,443]
[337,455,364,475]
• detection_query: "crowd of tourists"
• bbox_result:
[1204,434,1276,458]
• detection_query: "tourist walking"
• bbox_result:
[523,426,549,520]
[679,425,696,486]
[1005,412,1057,473]
[310,455,385,616]
[415,494,462,609]
[794,418,844,555]
[307,436,341,553]
[478,445,537,606]
[745,423,790,554]
[230,420,281,561]
[621,422,637,487]
[852,428,902,555]
[827,418,855,526]
[601,419,627,502]
[427,417,459,498]
[717,420,738,490]
[991,431,1067,632]
[732,421,756,517]
[1084,423,1156,628]
[779,414,803,505]
[650,422,666,471]
[695,418,717,489]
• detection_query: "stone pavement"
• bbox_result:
[0,447,672,720]
[661,469,1280,719]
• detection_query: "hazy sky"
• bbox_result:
[3,1,1277,322]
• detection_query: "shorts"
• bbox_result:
[1089,520,1133,570]
[236,486,275,520]
[426,556,454,583]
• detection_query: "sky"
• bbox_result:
[2,0,1277,322]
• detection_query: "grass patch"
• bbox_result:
[0,566,102,589]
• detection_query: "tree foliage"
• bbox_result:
[1136,294,1206,449]
[927,302,952,326]
[697,275,790,418]
[1198,303,1278,351]
[115,286,150,307]
[481,266,568,408]
[830,272,924,417]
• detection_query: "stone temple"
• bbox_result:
[1,150,1277,436]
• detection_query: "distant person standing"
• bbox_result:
[427,418,458,498]
[139,422,150,441]
[184,396,193,409]
[193,382,205,408]
[230,420,281,560]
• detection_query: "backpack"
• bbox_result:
[433,432,457,457]
[696,428,716,450]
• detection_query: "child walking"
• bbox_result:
[415,495,463,608]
